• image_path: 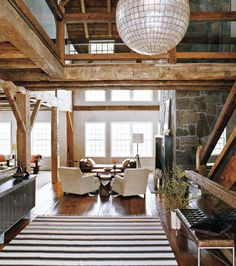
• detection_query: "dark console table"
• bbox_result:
[0,175,36,244]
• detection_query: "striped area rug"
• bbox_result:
[0,216,177,266]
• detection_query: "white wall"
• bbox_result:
[0,111,67,171]
[73,90,160,170]
[0,90,160,171]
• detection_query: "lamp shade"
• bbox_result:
[116,0,190,55]
[132,133,144,144]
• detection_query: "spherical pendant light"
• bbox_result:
[116,0,190,56]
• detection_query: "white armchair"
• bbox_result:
[58,167,100,195]
[111,168,149,196]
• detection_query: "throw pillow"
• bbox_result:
[0,154,5,162]
[87,158,96,167]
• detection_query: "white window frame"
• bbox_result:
[85,90,106,102]
[89,40,115,54]
[31,122,51,156]
[111,90,153,102]
[111,122,153,158]
[0,122,11,155]
[212,128,227,156]
[111,90,131,101]
[85,122,106,157]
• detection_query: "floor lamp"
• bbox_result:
[132,133,144,168]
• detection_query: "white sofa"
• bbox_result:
[111,168,149,197]
[58,167,100,195]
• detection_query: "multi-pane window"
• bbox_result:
[31,122,51,156]
[89,41,114,54]
[85,90,106,101]
[111,90,130,101]
[111,90,153,101]
[132,123,153,157]
[212,129,226,155]
[111,122,153,157]
[0,122,11,154]
[133,90,153,101]
[111,123,131,157]
[85,123,106,157]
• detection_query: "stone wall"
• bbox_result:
[175,90,229,170]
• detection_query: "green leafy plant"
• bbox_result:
[159,166,191,211]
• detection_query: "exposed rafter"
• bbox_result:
[0,0,63,77]
[64,11,236,24]
[80,0,89,39]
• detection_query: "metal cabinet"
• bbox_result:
[0,176,36,243]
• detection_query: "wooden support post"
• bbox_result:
[16,92,31,171]
[66,111,74,167]
[51,106,59,183]
[56,20,65,61]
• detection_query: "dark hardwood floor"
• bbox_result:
[1,173,233,266]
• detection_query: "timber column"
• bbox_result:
[51,106,59,183]
[16,92,31,171]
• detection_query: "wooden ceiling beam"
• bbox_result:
[64,51,236,62]
[0,59,38,69]
[1,63,236,82]
[0,0,63,77]
[64,52,169,61]
[64,11,236,24]
[45,0,63,20]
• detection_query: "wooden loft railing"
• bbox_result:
[200,81,236,166]
[193,81,236,207]
[186,171,236,209]
[208,127,236,180]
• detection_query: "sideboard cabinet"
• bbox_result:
[0,175,36,243]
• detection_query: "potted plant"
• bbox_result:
[159,166,192,229]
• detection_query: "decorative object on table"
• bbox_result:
[159,166,192,229]
[132,133,144,168]
[116,0,190,56]
[153,168,163,190]
[112,159,118,169]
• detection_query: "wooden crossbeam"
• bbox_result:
[64,52,236,61]
[201,82,236,165]
[64,11,236,24]
[30,100,42,130]
[73,105,160,111]
[64,53,169,61]
[208,128,236,179]
[186,170,236,209]
[0,59,37,69]
[2,64,236,82]
[0,0,63,77]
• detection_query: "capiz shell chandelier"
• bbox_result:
[116,0,190,56]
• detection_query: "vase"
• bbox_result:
[171,210,181,230]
